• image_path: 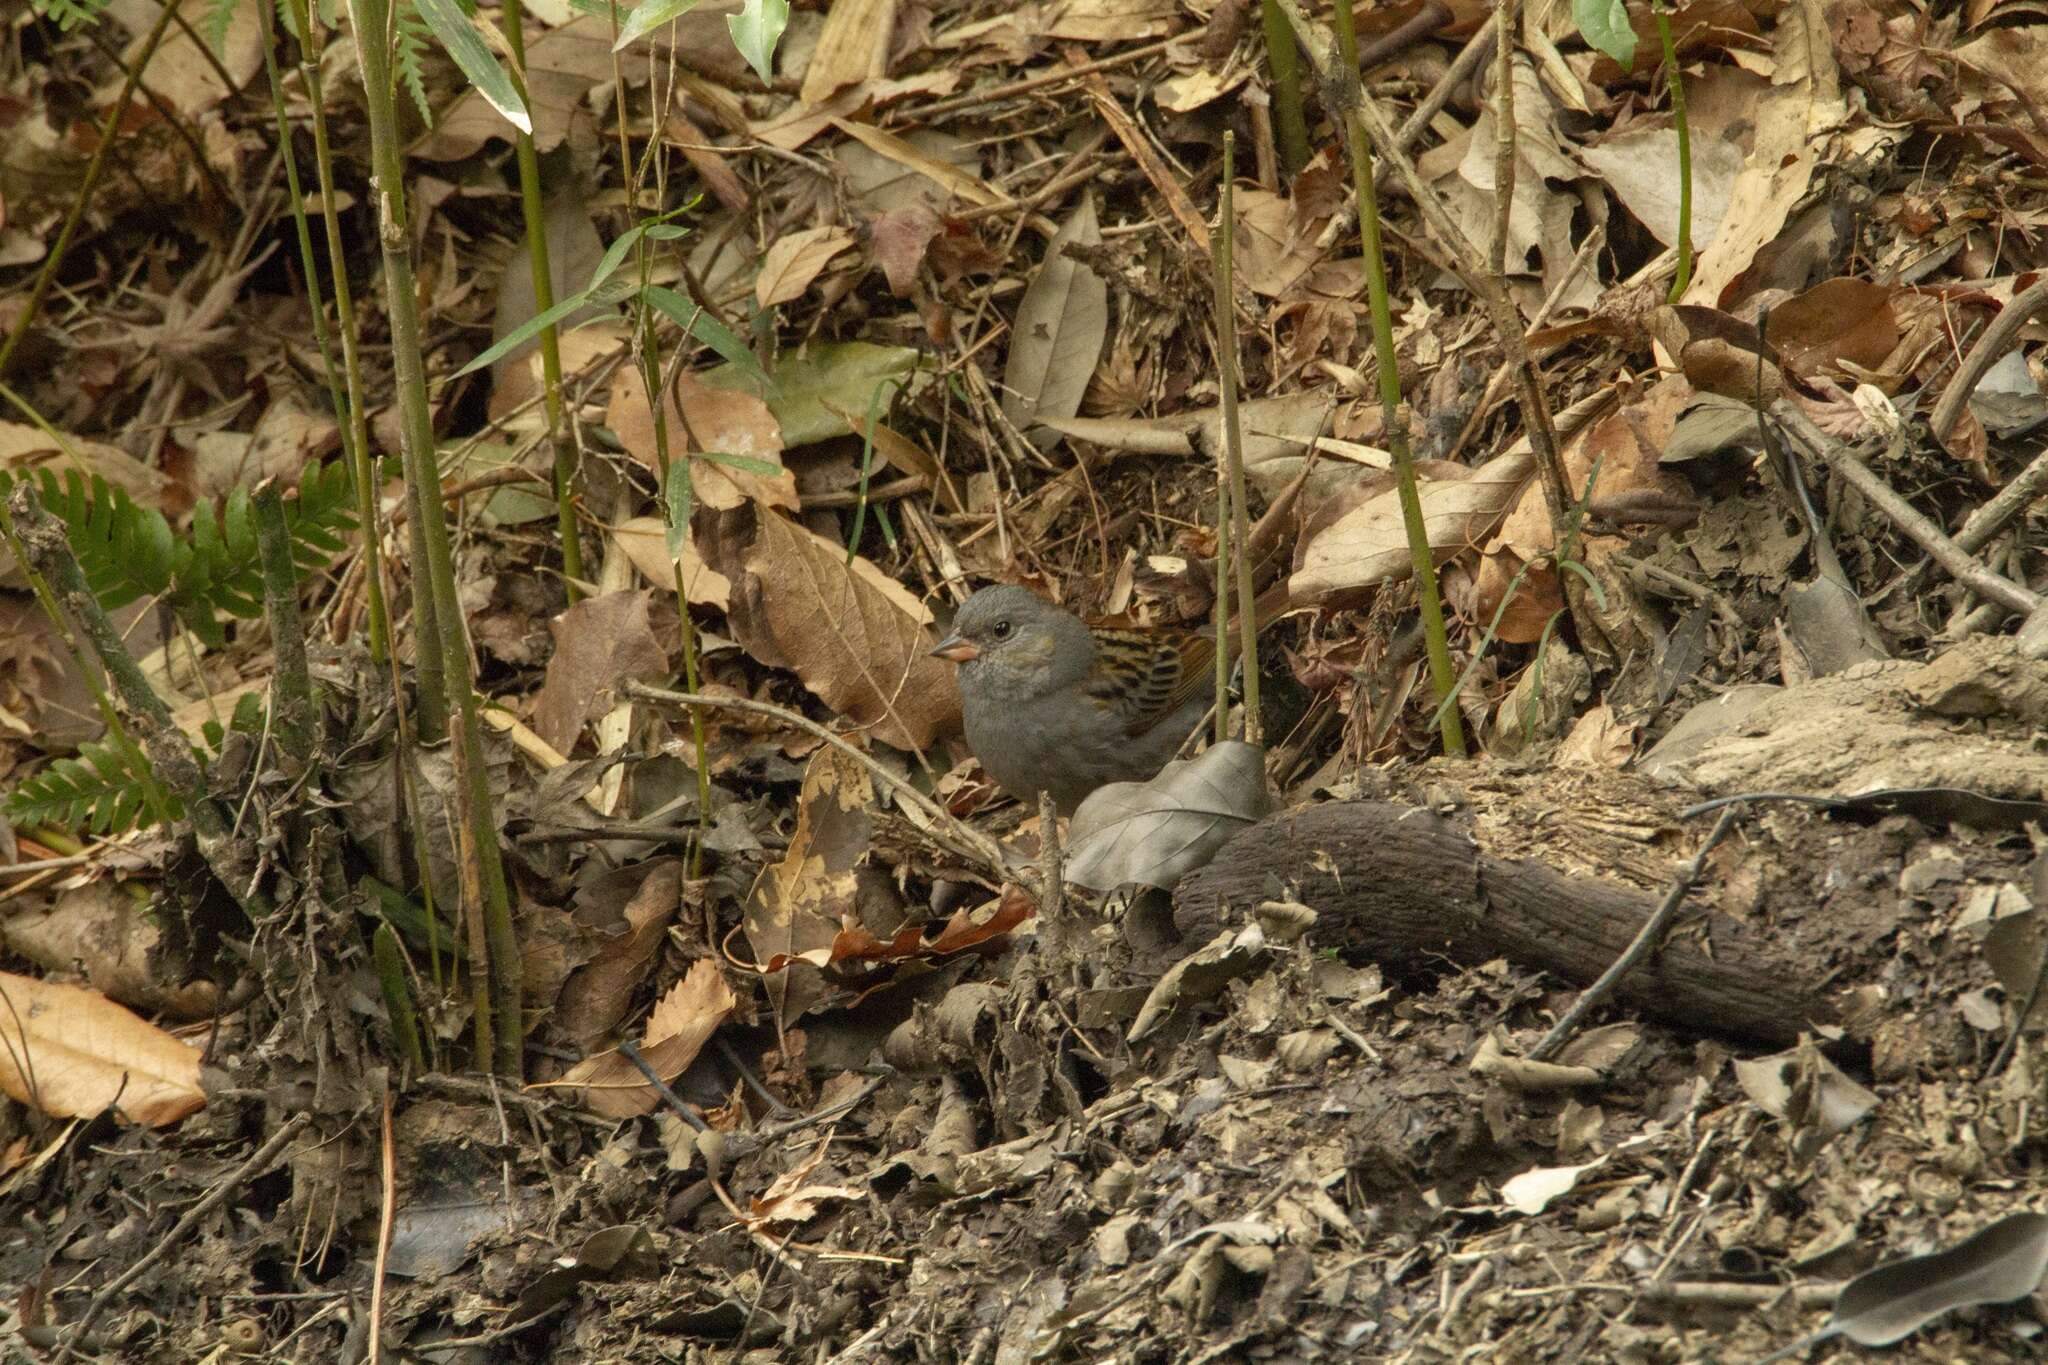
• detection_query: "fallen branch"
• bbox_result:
[1173,801,1838,1044]
[1772,400,2041,617]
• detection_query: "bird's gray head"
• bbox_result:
[929,584,1093,699]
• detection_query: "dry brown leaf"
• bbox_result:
[0,971,205,1127]
[746,1142,861,1227]
[756,226,858,308]
[1042,0,1177,40]
[744,747,871,1023]
[1683,6,1846,307]
[1290,448,1534,601]
[610,515,733,609]
[533,589,672,757]
[1471,546,1565,646]
[1234,189,1325,298]
[1001,199,1107,435]
[558,862,687,1051]
[829,118,1006,208]
[607,365,797,511]
[0,882,218,1021]
[1769,277,1901,380]
[109,0,262,116]
[869,206,942,296]
[701,501,961,750]
[544,958,737,1119]
[799,0,896,104]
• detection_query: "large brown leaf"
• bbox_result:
[0,972,205,1127]
[700,501,961,751]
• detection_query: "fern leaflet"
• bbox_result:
[3,737,178,836]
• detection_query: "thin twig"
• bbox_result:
[623,682,1011,877]
[1771,400,2041,616]
[54,1115,313,1363]
[370,1083,396,1365]
[1527,807,1744,1062]
[900,38,1176,123]
[1930,277,2048,450]
[1037,792,1064,918]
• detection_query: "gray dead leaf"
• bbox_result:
[1822,1211,2048,1348]
[1982,908,2048,1030]
[1660,393,1762,466]
[1000,198,1105,442]
[1065,741,1273,893]
[1128,922,1269,1041]
[1733,1037,1878,1147]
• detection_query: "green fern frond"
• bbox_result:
[205,0,239,57]
[394,0,434,125]
[3,737,180,836]
[30,0,114,31]
[0,464,359,647]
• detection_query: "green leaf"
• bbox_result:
[28,0,113,31]
[456,289,605,377]
[2,737,178,837]
[413,0,532,135]
[394,0,435,124]
[639,284,769,389]
[613,0,705,51]
[725,0,788,83]
[663,458,694,559]
[1573,0,1636,68]
[585,222,651,294]
[694,451,785,478]
[205,0,239,58]
[700,341,921,448]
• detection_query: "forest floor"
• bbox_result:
[4,0,2048,1360]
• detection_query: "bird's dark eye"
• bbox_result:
[992,619,1012,639]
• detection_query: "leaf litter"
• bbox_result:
[3,0,2048,1360]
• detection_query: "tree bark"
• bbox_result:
[1174,800,1839,1045]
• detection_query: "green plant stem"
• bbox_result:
[500,0,585,599]
[5,483,268,918]
[0,1,180,381]
[1261,0,1312,178]
[1212,132,1261,743]
[372,921,427,1074]
[284,0,442,1015]
[1214,465,1231,745]
[253,481,316,768]
[349,0,520,1076]
[25,825,85,857]
[638,344,713,880]
[0,526,170,835]
[267,0,393,667]
[1654,2,1693,303]
[1332,0,1465,758]
[605,0,713,875]
[1271,0,1599,666]
[847,379,905,563]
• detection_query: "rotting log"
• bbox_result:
[1173,800,1838,1045]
